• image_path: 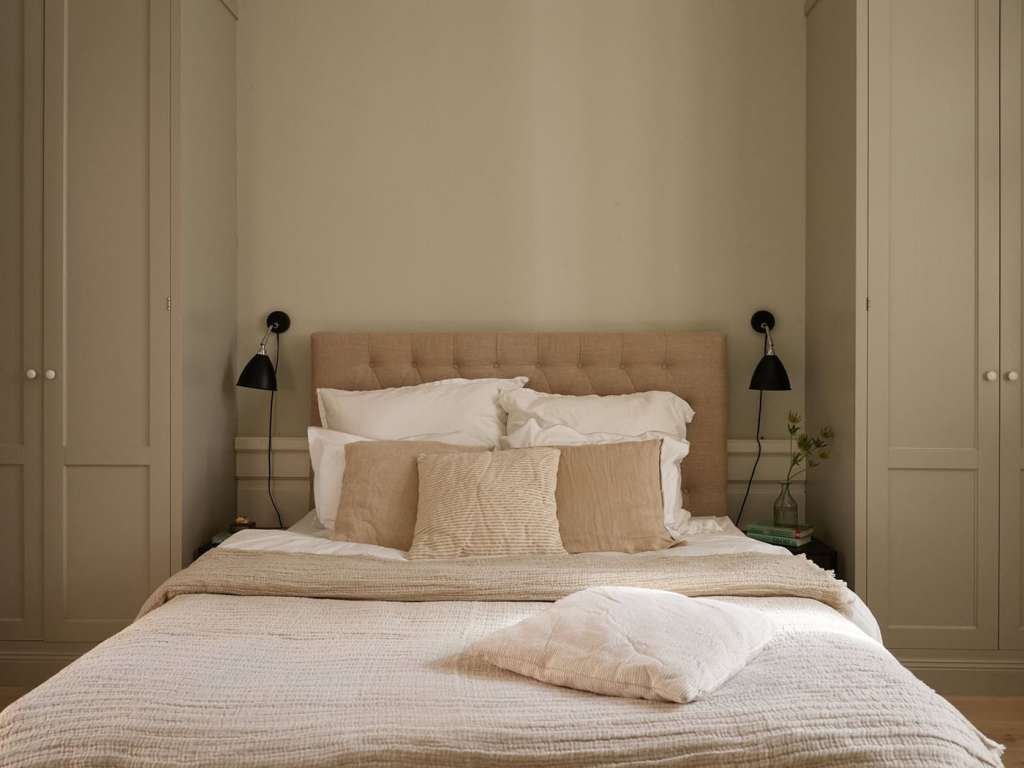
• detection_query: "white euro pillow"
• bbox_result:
[307,426,489,529]
[317,377,528,448]
[466,586,776,703]
[499,388,696,440]
[504,420,691,537]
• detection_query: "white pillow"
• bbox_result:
[307,426,489,529]
[504,420,691,537]
[317,377,528,447]
[466,587,776,703]
[499,388,695,440]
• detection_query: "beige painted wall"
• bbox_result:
[180,0,238,562]
[236,0,806,441]
[805,0,859,587]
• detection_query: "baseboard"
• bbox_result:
[899,655,1024,695]
[0,647,89,687]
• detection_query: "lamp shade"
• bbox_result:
[749,353,791,391]
[237,351,277,391]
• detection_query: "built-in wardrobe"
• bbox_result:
[0,0,237,685]
[806,0,1024,693]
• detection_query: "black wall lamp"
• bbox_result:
[237,310,291,529]
[736,310,791,527]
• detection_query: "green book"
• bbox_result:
[746,531,813,548]
[746,520,814,538]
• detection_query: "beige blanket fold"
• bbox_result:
[138,548,853,618]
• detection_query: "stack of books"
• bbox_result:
[744,521,813,547]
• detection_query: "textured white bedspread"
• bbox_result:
[0,589,1003,766]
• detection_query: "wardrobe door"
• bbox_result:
[1002,0,1024,650]
[0,0,43,642]
[42,0,172,642]
[866,0,1001,649]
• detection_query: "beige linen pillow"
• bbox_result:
[409,448,566,559]
[311,427,489,530]
[504,421,691,537]
[466,586,777,703]
[555,440,676,554]
[333,441,488,550]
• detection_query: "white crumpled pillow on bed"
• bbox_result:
[499,388,696,440]
[466,586,776,704]
[317,376,528,447]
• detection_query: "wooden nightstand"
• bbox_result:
[193,530,233,561]
[783,539,839,579]
[192,521,259,561]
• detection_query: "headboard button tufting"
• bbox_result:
[310,331,727,519]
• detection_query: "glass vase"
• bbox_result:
[772,482,799,527]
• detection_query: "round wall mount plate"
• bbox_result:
[750,310,776,333]
[266,310,291,333]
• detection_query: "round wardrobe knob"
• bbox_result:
[984,370,998,381]
[44,369,56,380]
[1008,370,1020,382]
[25,368,37,380]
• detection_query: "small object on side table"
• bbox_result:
[744,520,839,577]
[231,515,256,533]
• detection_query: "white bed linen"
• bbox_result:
[0,591,994,767]
[3,512,987,765]
[220,515,407,561]
[221,512,882,642]
[222,512,774,560]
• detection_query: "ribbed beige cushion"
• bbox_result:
[555,440,676,554]
[409,448,566,559]
[333,441,488,550]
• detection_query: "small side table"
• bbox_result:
[192,522,257,562]
[193,530,232,561]
[783,539,840,579]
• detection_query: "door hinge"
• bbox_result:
[865,296,871,311]
[166,296,172,312]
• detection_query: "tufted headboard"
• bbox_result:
[310,332,727,518]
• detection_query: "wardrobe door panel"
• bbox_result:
[866,0,1000,649]
[1001,0,1024,650]
[42,0,171,642]
[0,0,43,641]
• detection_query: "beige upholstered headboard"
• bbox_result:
[310,332,728,518]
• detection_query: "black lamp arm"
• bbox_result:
[254,318,287,352]
[762,324,777,355]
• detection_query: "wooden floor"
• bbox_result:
[1,686,1021,763]
[948,697,1024,767]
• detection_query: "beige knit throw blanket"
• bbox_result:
[139,548,853,618]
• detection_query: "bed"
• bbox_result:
[0,332,1004,767]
